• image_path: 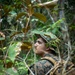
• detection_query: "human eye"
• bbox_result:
[37,41,42,44]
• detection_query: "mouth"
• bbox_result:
[34,48,37,52]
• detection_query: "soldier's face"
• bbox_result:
[34,38,47,56]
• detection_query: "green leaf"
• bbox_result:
[0,37,5,40]
[6,68,19,75]
[8,42,22,62]
[8,43,17,62]
[16,12,27,20]
[44,32,57,39]
[31,30,44,35]
[52,18,65,29]
[33,13,47,22]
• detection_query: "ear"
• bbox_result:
[49,47,54,51]
[46,47,50,51]
[46,47,54,51]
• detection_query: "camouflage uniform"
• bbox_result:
[28,53,58,75]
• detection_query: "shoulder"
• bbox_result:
[36,59,53,67]
[30,59,53,69]
[28,59,53,75]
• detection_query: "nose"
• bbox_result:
[34,42,38,48]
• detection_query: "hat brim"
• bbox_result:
[34,34,47,43]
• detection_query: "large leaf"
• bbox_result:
[16,12,27,20]
[8,43,17,62]
[27,5,34,16]
[24,0,31,6]
[21,42,32,50]
[33,13,47,22]
[6,68,19,75]
[8,42,22,62]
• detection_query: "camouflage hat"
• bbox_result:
[35,33,51,43]
[32,30,57,43]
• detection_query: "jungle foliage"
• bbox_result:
[0,0,75,75]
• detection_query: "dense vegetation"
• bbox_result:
[0,0,75,75]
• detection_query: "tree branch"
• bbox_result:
[33,0,58,7]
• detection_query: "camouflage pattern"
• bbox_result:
[28,53,58,75]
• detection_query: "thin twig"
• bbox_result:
[45,7,55,24]
[23,59,35,75]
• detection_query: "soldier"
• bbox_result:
[28,32,58,75]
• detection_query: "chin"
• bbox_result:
[34,51,38,54]
[34,50,41,55]
[35,52,41,55]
